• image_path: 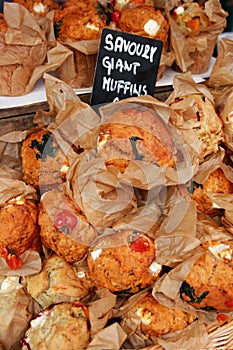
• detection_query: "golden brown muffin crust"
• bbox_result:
[0,197,40,256]
[87,230,161,294]
[129,293,196,337]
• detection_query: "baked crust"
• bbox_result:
[98,106,177,173]
[22,301,90,349]
[123,293,196,337]
[87,230,161,294]
[22,255,94,308]
[54,2,104,41]
[192,168,233,215]
[180,241,233,311]
[21,129,69,192]
[39,188,96,263]
[0,197,40,256]
[119,5,169,45]
[13,0,59,17]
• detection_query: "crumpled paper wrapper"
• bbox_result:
[116,289,207,350]
[166,71,223,163]
[0,3,74,96]
[56,39,99,89]
[165,0,227,74]
[207,37,233,88]
[0,276,35,350]
[99,95,197,186]
[86,288,127,349]
[65,153,138,229]
[152,213,233,323]
[206,38,233,152]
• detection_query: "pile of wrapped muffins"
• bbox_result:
[0,0,228,94]
[0,32,233,348]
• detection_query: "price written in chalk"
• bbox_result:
[90,28,163,105]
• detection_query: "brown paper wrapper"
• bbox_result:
[166,0,227,74]
[0,276,34,350]
[56,39,99,88]
[207,38,233,88]
[0,3,74,96]
[206,38,233,152]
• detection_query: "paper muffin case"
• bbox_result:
[56,40,99,89]
[166,0,228,74]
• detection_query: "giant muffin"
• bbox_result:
[53,0,104,88]
[22,301,90,350]
[180,240,233,311]
[119,4,169,46]
[192,168,233,215]
[21,128,69,193]
[169,94,224,163]
[39,188,97,263]
[87,229,162,294]
[122,292,196,338]
[0,196,40,270]
[22,255,94,308]
[97,105,177,173]
[13,0,59,17]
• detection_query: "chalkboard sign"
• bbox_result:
[90,28,163,106]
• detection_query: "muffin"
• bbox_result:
[119,4,169,46]
[22,255,94,308]
[87,229,162,294]
[0,3,48,96]
[168,1,227,74]
[192,168,233,215]
[53,1,104,88]
[180,240,233,311]
[122,293,196,338]
[97,105,177,173]
[170,2,212,36]
[0,196,40,270]
[39,188,97,263]
[13,0,59,17]
[21,129,69,193]
[22,301,91,350]
[54,1,104,42]
[169,94,224,163]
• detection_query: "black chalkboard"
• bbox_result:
[90,28,163,106]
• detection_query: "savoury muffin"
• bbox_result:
[13,0,59,17]
[170,2,212,36]
[119,4,169,46]
[192,168,233,215]
[97,105,177,173]
[122,293,196,338]
[180,240,233,311]
[0,196,40,270]
[22,255,94,308]
[21,129,69,193]
[0,3,48,96]
[169,94,224,163]
[53,2,105,42]
[22,301,90,350]
[87,229,162,294]
[39,188,97,263]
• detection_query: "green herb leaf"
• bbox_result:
[129,136,144,161]
[180,280,209,304]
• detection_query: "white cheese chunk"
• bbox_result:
[144,19,160,37]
